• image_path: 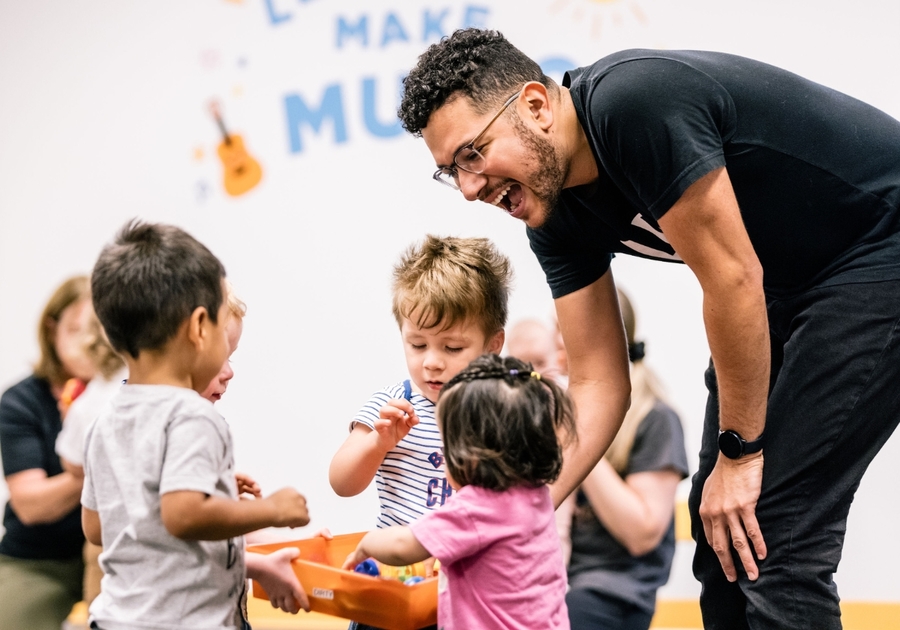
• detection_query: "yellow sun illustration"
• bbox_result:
[549,0,647,39]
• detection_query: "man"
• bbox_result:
[397,28,900,629]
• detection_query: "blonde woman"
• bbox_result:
[564,290,689,630]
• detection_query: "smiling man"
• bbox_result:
[398,28,900,630]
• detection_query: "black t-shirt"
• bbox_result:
[528,49,900,299]
[0,374,84,560]
[567,402,689,614]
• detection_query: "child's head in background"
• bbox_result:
[91,220,228,393]
[201,282,246,403]
[437,353,576,491]
[391,235,511,403]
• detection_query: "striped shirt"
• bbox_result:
[352,380,452,529]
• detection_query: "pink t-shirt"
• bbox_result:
[409,484,570,630]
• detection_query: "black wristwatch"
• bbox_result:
[717,429,765,460]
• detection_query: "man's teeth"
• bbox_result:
[490,185,512,207]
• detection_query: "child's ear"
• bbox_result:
[487,329,505,354]
[186,306,209,349]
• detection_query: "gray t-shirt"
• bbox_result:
[82,385,246,630]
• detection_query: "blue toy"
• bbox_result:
[354,559,381,577]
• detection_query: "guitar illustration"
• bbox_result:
[208,100,263,196]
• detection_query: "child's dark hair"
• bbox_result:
[91,220,226,359]
[438,354,576,491]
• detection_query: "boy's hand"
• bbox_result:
[267,488,310,528]
[250,548,310,614]
[374,399,419,449]
[235,472,262,499]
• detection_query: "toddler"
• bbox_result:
[343,353,576,629]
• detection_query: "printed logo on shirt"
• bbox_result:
[428,450,444,468]
[427,477,453,507]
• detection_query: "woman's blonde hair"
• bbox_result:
[603,289,669,474]
[34,275,92,386]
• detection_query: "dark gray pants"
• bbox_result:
[689,278,900,629]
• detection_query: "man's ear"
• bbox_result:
[519,81,554,132]
[487,329,506,354]
[186,306,209,349]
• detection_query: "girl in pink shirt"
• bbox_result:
[343,353,576,629]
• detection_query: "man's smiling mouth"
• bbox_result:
[489,183,524,213]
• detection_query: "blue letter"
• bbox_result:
[462,5,489,29]
[380,12,409,47]
[264,0,292,26]
[284,85,347,153]
[426,479,439,507]
[423,8,449,41]
[362,77,403,138]
[336,15,368,48]
[440,479,453,505]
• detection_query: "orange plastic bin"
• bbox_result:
[248,532,437,630]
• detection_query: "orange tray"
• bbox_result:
[248,532,437,630]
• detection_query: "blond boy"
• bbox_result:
[329,235,511,529]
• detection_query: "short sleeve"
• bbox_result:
[583,57,735,219]
[351,384,405,432]
[81,423,98,511]
[0,387,51,476]
[409,492,482,564]
[159,415,227,496]
[627,402,690,479]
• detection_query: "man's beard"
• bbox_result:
[512,114,567,227]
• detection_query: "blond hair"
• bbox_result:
[224,280,247,320]
[84,313,125,379]
[391,235,511,336]
[34,275,92,386]
[604,289,669,474]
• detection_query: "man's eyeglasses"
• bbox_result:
[433,90,522,190]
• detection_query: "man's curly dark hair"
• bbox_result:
[398,28,554,137]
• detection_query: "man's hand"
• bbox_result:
[373,399,419,450]
[699,452,766,581]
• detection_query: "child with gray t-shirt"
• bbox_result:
[82,221,311,630]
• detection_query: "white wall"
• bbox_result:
[1,0,897,601]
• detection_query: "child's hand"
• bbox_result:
[374,399,419,449]
[235,472,262,499]
[250,548,310,614]
[267,488,310,528]
[341,544,370,572]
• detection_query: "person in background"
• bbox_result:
[0,275,97,630]
[504,317,563,384]
[563,289,689,630]
[55,299,128,609]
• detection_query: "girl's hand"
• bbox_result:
[341,544,370,572]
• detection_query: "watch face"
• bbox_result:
[718,430,744,459]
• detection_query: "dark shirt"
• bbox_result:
[567,402,689,614]
[0,374,84,560]
[528,50,900,299]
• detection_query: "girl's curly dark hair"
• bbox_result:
[399,29,554,136]
[437,353,576,491]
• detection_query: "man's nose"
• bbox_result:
[457,170,486,202]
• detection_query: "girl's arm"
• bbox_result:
[342,526,431,570]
